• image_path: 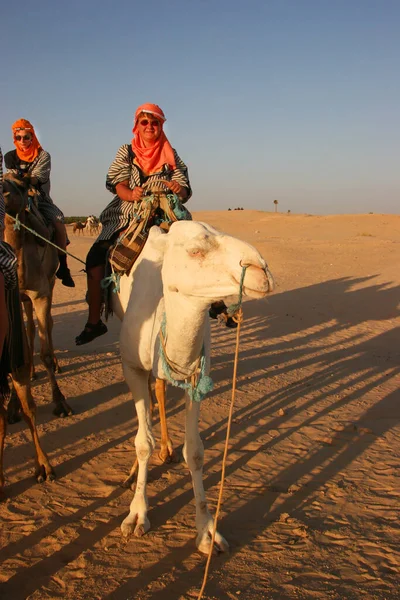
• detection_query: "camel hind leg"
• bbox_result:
[11,364,55,483]
[32,295,72,417]
[121,376,178,489]
[155,378,179,464]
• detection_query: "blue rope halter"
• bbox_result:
[158,265,248,402]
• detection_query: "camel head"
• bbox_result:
[150,221,274,305]
[2,172,32,217]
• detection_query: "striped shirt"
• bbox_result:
[98,144,192,241]
[0,148,4,231]
[4,149,64,224]
[0,147,18,289]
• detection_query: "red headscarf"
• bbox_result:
[12,118,41,163]
[131,103,176,175]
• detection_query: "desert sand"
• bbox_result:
[0,210,399,600]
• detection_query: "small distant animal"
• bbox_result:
[85,215,100,236]
[72,221,86,235]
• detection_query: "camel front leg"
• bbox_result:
[23,298,36,380]
[12,365,55,483]
[155,378,179,464]
[32,296,72,417]
[183,395,229,554]
[122,376,154,489]
[121,365,155,538]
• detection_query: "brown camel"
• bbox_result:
[72,221,86,235]
[0,290,55,495]
[3,173,73,419]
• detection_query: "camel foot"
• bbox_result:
[53,403,74,418]
[121,474,136,489]
[53,391,73,418]
[159,447,180,464]
[121,514,150,538]
[196,529,229,555]
[35,464,56,484]
[134,522,149,537]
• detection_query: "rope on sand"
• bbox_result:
[197,268,247,600]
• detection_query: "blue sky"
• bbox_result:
[2,0,399,216]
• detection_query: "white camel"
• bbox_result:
[112,220,274,553]
[85,215,100,236]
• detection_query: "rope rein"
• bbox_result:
[4,177,86,266]
[8,213,86,266]
[197,266,247,600]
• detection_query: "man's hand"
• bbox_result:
[131,187,144,202]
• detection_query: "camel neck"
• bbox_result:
[162,292,209,377]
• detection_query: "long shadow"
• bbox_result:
[98,276,400,598]
[3,351,398,598]
[0,486,128,600]
[52,298,83,309]
[102,367,400,600]
[2,275,399,598]
[4,381,186,480]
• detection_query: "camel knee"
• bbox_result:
[135,437,155,462]
[183,443,204,472]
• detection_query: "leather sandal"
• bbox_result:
[56,266,75,288]
[75,320,108,346]
[209,301,238,329]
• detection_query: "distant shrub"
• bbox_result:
[64,216,88,224]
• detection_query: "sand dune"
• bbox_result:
[1,211,399,599]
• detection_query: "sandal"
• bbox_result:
[75,320,108,346]
[56,265,76,288]
[209,301,238,329]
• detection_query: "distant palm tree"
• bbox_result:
[273,199,279,213]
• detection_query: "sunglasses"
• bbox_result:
[15,135,32,141]
[139,119,160,127]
